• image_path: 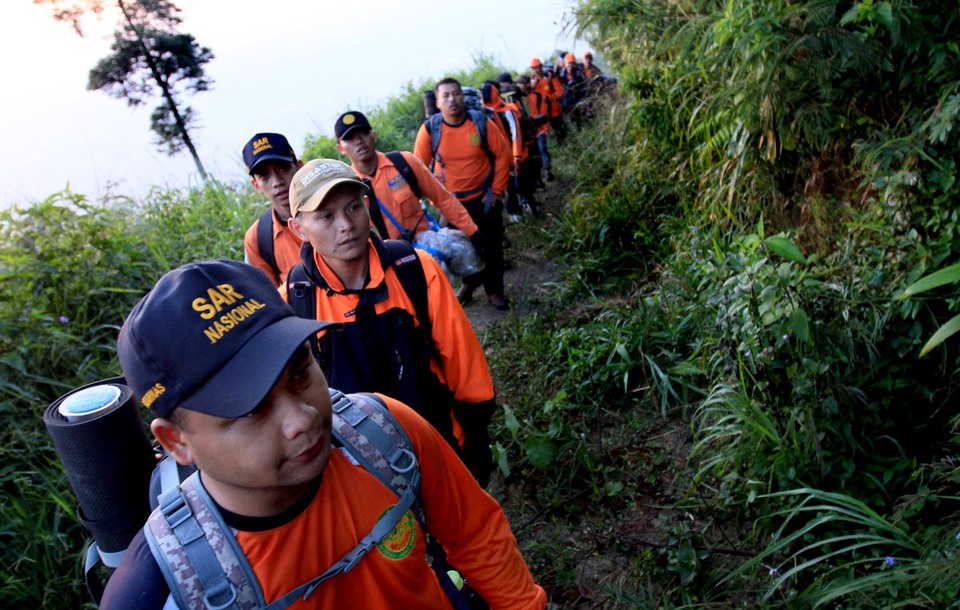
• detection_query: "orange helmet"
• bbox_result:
[564,52,576,63]
[530,57,542,68]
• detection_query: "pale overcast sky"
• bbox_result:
[1,0,580,206]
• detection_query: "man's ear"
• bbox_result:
[288,216,306,240]
[151,417,194,466]
[335,140,344,154]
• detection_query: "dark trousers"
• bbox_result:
[457,194,505,297]
[536,132,551,171]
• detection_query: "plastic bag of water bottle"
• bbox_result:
[415,228,485,278]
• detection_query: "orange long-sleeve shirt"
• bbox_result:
[243,208,303,287]
[413,113,512,200]
[483,86,526,163]
[531,73,564,118]
[352,151,478,239]
[524,90,552,137]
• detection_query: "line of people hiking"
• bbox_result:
[95,53,609,610]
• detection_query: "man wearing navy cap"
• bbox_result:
[241,133,305,287]
[334,110,482,248]
[100,259,546,609]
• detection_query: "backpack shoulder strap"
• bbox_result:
[331,391,423,522]
[145,471,265,610]
[381,239,431,344]
[286,262,316,321]
[360,177,391,239]
[256,207,280,278]
[286,261,320,360]
[265,390,425,608]
[385,151,421,200]
[426,113,445,172]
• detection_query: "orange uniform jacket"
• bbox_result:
[281,240,495,443]
[352,151,479,240]
[484,86,526,164]
[243,209,303,287]
[413,114,512,201]
[98,397,547,609]
[524,90,552,137]
[532,74,564,118]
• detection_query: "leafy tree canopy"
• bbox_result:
[60,0,215,177]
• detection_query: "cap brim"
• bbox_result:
[248,153,297,175]
[180,316,339,418]
[336,124,367,140]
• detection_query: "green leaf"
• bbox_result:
[501,403,520,439]
[788,308,811,343]
[668,361,702,376]
[492,442,511,478]
[901,263,960,299]
[524,436,557,470]
[764,236,807,264]
[919,313,960,357]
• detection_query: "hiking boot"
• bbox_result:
[456,284,475,306]
[488,294,510,311]
[507,214,521,225]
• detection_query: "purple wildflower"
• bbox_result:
[884,556,896,567]
[59,316,70,324]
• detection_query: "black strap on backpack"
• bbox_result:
[286,238,432,362]
[360,178,391,240]
[385,151,422,200]
[255,207,280,278]
[362,152,424,241]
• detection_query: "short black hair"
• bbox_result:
[435,77,462,94]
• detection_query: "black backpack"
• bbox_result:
[286,238,432,362]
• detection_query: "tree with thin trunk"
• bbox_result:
[38,0,214,179]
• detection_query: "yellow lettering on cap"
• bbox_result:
[192,284,244,320]
[253,137,273,155]
[202,298,267,344]
[343,114,355,125]
[141,383,166,408]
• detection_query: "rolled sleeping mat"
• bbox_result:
[423,90,439,118]
[44,377,156,563]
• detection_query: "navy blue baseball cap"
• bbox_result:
[242,133,297,175]
[334,111,372,139]
[118,260,337,419]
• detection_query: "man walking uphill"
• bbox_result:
[100,258,547,609]
[333,110,482,247]
[283,159,499,485]
[242,132,304,287]
[414,77,513,311]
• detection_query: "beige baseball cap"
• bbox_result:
[289,159,366,216]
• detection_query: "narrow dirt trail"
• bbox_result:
[458,181,563,335]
